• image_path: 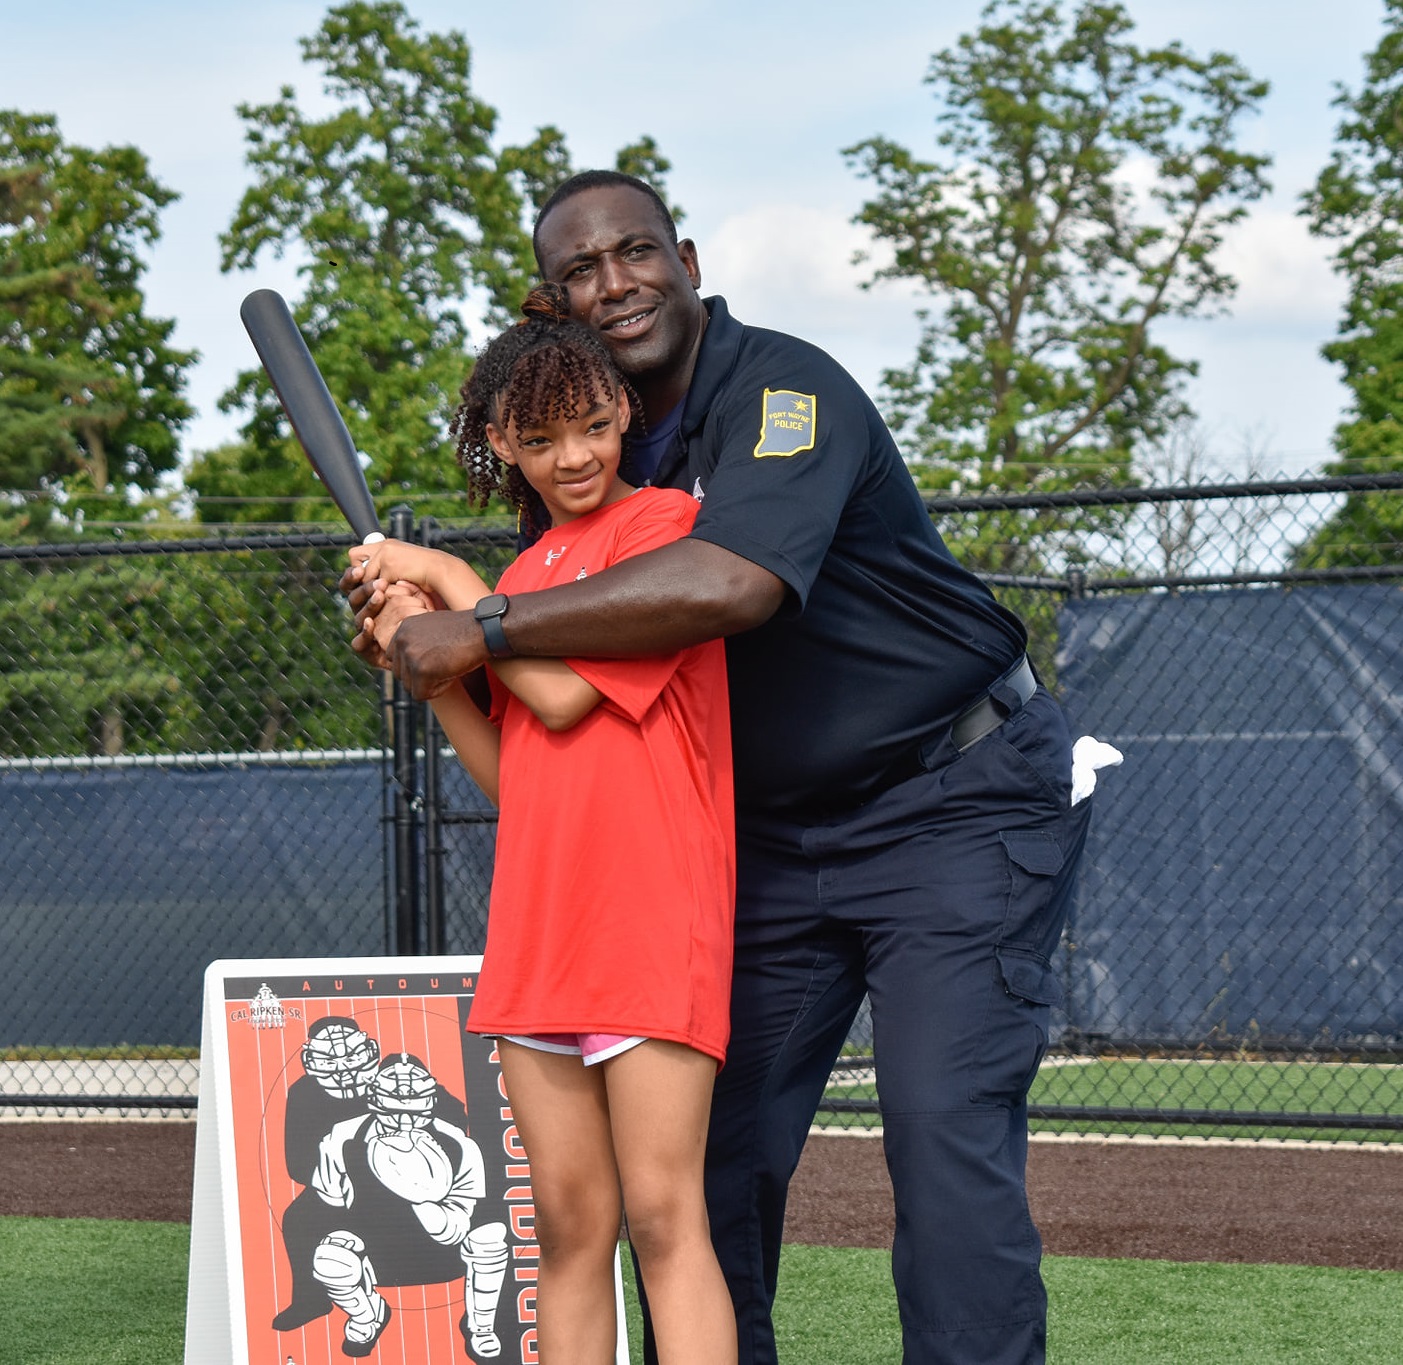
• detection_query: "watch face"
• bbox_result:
[475,594,512,658]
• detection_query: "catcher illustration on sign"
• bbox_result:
[305,1051,508,1359]
[270,1019,506,1359]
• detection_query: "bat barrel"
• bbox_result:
[239,289,383,542]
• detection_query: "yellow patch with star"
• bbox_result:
[753,389,817,458]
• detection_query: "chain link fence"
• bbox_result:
[2,477,1399,1141]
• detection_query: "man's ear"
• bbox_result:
[485,422,517,466]
[677,238,702,291]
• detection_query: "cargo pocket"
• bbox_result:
[996,945,1063,1009]
[997,825,1075,964]
[971,948,1060,1106]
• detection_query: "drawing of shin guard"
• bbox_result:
[459,1221,509,1358]
[313,1231,391,1356]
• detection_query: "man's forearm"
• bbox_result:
[500,537,782,658]
[384,537,783,701]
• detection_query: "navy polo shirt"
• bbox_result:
[654,297,1027,814]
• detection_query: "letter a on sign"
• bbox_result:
[753,389,817,457]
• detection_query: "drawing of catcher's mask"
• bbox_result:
[369,1053,438,1135]
[302,1017,381,1099]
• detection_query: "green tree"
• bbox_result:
[846,0,1270,528]
[195,0,673,529]
[1297,0,1403,569]
[0,112,195,532]
[0,549,380,759]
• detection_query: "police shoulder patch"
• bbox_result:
[753,388,817,458]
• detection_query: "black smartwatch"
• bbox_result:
[473,593,513,658]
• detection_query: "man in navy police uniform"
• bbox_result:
[350,171,1094,1365]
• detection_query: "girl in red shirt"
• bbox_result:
[350,283,736,1365]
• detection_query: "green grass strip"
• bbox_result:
[7,1217,1399,1364]
[1030,1058,1403,1116]
[0,1216,189,1365]
[823,1057,1403,1141]
[1044,1256,1403,1364]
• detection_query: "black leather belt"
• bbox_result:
[854,654,1040,808]
[951,654,1038,752]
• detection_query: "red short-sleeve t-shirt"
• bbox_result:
[466,488,735,1064]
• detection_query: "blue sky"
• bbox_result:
[5,0,1390,475]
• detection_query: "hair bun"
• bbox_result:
[520,282,572,325]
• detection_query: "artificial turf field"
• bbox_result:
[4,1215,1399,1364]
[3,1058,1399,1364]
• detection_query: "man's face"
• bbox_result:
[535,185,705,384]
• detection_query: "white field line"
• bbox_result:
[810,1125,1403,1152]
[820,1054,1402,1151]
[0,1059,199,1120]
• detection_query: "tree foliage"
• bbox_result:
[0,550,381,758]
[0,112,194,533]
[1297,0,1403,569]
[846,0,1270,509]
[194,0,675,528]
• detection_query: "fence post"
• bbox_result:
[389,504,421,955]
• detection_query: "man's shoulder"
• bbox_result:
[698,298,873,431]
[694,298,883,448]
[706,295,854,379]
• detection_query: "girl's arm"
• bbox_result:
[352,540,603,731]
[430,678,502,806]
[379,585,502,800]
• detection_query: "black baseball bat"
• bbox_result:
[239,288,384,545]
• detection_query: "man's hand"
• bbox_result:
[347,582,428,668]
[344,574,483,697]
[382,610,488,700]
[341,561,388,665]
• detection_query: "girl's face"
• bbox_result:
[486,386,633,527]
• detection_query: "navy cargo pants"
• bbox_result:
[647,686,1092,1365]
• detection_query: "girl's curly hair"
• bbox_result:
[450,282,638,538]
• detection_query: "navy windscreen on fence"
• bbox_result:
[1056,584,1403,1051]
[0,760,387,1047]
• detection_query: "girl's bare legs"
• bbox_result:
[604,1041,737,1365]
[498,1041,622,1365]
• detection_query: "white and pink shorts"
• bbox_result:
[502,1032,647,1066]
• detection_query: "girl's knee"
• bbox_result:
[623,1193,709,1266]
[533,1177,620,1254]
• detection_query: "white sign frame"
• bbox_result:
[185,956,629,1364]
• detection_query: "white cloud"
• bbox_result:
[1215,205,1346,327]
[698,203,925,393]
[701,204,891,313]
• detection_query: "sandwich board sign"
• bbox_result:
[185,956,628,1364]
